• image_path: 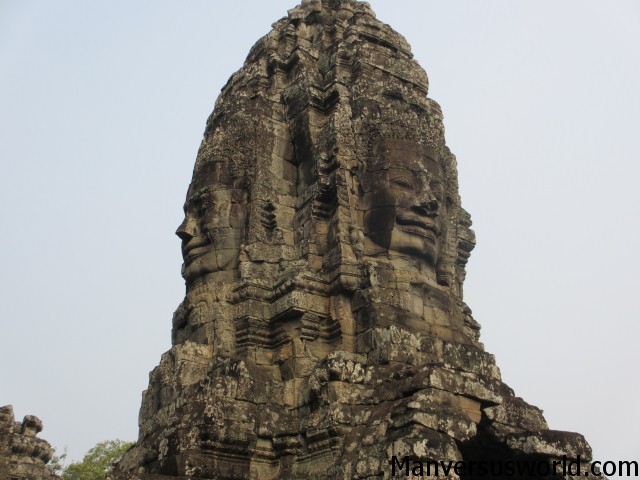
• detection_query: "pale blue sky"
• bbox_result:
[1,1,638,474]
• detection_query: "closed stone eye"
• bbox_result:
[391,176,414,190]
[198,199,215,214]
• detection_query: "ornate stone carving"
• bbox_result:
[110,1,603,479]
[0,405,59,480]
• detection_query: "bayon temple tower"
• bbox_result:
[110,1,601,478]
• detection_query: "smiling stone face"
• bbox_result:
[360,138,446,267]
[175,167,248,287]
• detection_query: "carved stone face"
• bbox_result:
[361,139,445,266]
[176,186,247,284]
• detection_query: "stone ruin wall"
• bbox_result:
[0,405,58,480]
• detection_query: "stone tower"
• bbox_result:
[111,1,601,478]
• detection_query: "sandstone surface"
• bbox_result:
[110,1,603,478]
[0,405,59,480]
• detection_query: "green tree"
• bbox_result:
[62,440,133,480]
[48,446,67,476]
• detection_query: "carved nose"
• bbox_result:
[412,193,439,216]
[176,217,197,241]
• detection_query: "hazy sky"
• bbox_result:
[1,0,638,475]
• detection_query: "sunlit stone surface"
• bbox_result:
[110,1,601,478]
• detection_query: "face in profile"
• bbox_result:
[176,186,247,284]
[360,139,446,266]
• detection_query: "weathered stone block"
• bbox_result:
[0,405,59,480]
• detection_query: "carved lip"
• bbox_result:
[396,214,439,239]
[182,236,211,263]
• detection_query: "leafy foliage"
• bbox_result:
[61,440,133,480]
[47,446,67,476]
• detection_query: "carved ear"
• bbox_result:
[349,166,363,195]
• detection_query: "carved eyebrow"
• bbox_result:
[185,187,218,205]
